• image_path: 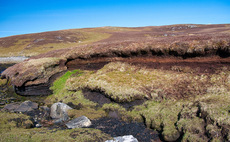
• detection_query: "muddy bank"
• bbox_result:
[83,89,146,110]
[4,55,230,97]
[67,56,230,74]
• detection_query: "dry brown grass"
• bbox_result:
[0,29,111,57]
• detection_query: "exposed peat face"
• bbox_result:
[67,56,230,74]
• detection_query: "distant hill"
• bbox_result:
[0,24,230,57]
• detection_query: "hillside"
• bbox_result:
[0,24,230,57]
[0,24,230,141]
[0,28,111,57]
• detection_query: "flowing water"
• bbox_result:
[0,63,15,74]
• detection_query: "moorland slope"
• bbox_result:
[0,24,230,141]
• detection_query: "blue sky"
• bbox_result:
[0,0,230,37]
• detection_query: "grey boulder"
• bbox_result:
[65,116,91,129]
[50,102,72,122]
[105,135,138,142]
[4,103,20,112]
[15,101,38,112]
[4,101,38,113]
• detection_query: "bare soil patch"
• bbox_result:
[89,117,160,142]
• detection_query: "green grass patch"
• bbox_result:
[50,69,83,95]
[45,69,106,120]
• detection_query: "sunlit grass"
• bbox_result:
[0,30,111,57]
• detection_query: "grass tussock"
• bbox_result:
[0,112,33,132]
[66,62,230,102]
[0,79,7,86]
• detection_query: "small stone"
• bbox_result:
[35,123,42,128]
[0,102,5,105]
[105,135,138,142]
[65,116,91,129]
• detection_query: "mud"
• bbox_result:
[89,117,161,142]
[83,89,146,110]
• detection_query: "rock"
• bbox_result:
[0,102,5,105]
[105,135,138,142]
[4,102,20,111]
[50,102,72,122]
[65,116,91,129]
[14,101,38,113]
[35,123,42,128]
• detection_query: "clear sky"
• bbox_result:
[0,0,230,38]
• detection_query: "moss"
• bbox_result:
[197,93,230,126]
[177,117,205,134]
[182,132,207,142]
[0,112,32,131]
[46,70,91,106]
[206,124,222,139]
[0,127,111,142]
[31,128,112,142]
[50,69,83,95]
[0,79,7,86]
[210,137,223,142]
[139,100,183,130]
[162,127,180,142]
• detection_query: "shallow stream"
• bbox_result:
[0,56,28,64]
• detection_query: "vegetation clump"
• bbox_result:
[66,62,229,102]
